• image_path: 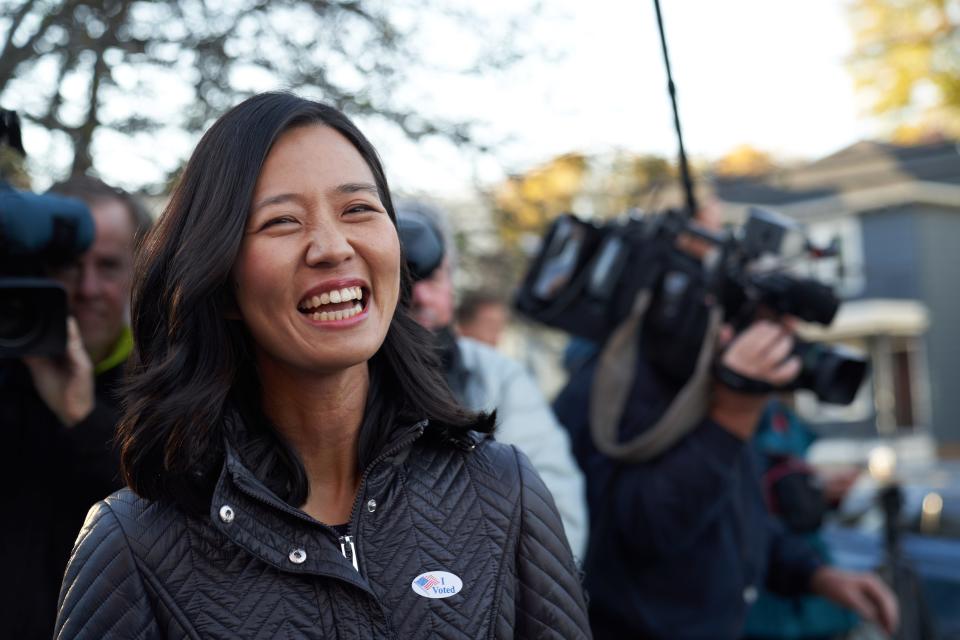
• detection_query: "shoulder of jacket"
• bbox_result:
[463,438,526,484]
[414,438,525,525]
[102,486,161,514]
[68,493,144,570]
[473,440,555,503]
[99,488,187,546]
[417,429,516,470]
[420,425,489,454]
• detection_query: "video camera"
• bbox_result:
[514,206,868,405]
[0,109,94,357]
[511,0,866,414]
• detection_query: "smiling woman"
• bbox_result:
[53,92,591,640]
[233,125,401,393]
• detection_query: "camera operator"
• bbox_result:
[552,207,898,639]
[397,203,588,559]
[0,175,150,640]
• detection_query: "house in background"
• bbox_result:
[716,140,960,453]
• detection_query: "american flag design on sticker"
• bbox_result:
[411,570,462,599]
[415,574,440,592]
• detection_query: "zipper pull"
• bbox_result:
[339,535,359,572]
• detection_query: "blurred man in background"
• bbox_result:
[456,290,509,348]
[1,176,150,639]
[397,202,588,559]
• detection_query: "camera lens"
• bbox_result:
[0,292,43,348]
[793,340,868,405]
[816,350,869,405]
[533,218,587,302]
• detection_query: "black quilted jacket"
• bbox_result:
[54,419,591,639]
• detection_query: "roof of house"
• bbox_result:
[715,140,960,209]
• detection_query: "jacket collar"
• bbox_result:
[208,412,430,589]
[218,414,430,517]
[210,456,374,590]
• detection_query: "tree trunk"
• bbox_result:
[70,50,105,177]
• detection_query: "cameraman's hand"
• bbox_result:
[22,316,95,428]
[810,566,899,635]
[709,320,801,440]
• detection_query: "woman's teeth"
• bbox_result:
[299,286,364,311]
[309,303,363,322]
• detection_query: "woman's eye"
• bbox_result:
[346,203,379,215]
[261,216,296,229]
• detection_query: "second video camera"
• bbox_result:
[1,110,94,358]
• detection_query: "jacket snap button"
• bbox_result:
[367,499,377,513]
[218,505,235,523]
[289,548,307,564]
[742,585,758,604]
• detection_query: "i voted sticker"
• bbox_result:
[411,571,462,599]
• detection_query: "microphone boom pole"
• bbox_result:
[652,0,698,218]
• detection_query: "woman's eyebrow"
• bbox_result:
[335,182,379,195]
[252,183,378,212]
[252,193,301,212]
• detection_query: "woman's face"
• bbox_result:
[233,124,401,376]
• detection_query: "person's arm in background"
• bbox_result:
[491,354,589,561]
[746,359,900,634]
[23,314,123,577]
[556,321,802,558]
[763,513,899,634]
[764,514,824,596]
[22,317,94,428]
[23,317,121,492]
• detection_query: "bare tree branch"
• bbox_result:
[0,0,532,186]
[0,0,39,63]
[0,0,83,94]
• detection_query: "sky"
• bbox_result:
[13,0,875,198]
[369,0,874,198]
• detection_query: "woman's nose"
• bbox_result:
[304,223,354,267]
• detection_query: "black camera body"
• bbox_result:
[1,110,94,358]
[0,183,94,357]
[515,207,868,405]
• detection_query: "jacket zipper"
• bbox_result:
[339,535,359,571]
[339,421,428,575]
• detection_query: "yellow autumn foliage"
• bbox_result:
[493,153,588,248]
[847,0,960,138]
[714,145,776,177]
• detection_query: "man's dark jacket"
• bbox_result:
[553,354,821,640]
[54,417,591,639]
[0,362,124,640]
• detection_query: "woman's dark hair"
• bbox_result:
[119,92,492,510]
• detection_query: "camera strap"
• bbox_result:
[590,288,722,462]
